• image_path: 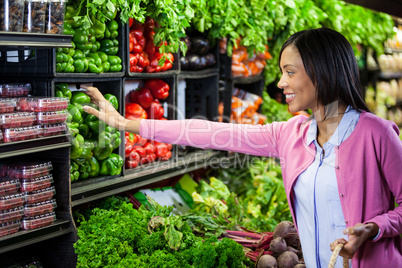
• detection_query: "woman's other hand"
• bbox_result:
[330,223,380,259]
[80,85,131,132]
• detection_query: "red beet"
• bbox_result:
[277,251,299,268]
[273,221,296,239]
[257,254,278,268]
[269,237,287,254]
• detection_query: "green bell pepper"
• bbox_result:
[88,156,100,177]
[78,123,89,138]
[68,105,83,124]
[64,64,75,73]
[76,42,93,51]
[70,134,85,159]
[99,153,123,176]
[55,83,72,100]
[110,30,118,39]
[78,141,93,160]
[73,29,89,44]
[70,159,80,182]
[87,52,102,66]
[104,93,118,110]
[93,19,106,39]
[97,51,108,63]
[107,55,121,66]
[104,28,111,39]
[71,91,91,106]
[88,62,103,73]
[102,7,117,20]
[93,131,114,160]
[109,64,122,72]
[78,160,91,180]
[90,41,101,53]
[107,20,118,31]
[73,49,84,59]
[102,62,110,72]
[56,52,63,63]
[85,114,105,135]
[67,122,79,136]
[73,59,85,73]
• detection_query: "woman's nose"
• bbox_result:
[277,77,287,89]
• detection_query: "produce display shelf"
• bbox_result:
[71,149,227,207]
[179,68,220,79]
[232,74,264,84]
[0,219,71,254]
[378,72,402,80]
[0,134,71,159]
[0,32,73,49]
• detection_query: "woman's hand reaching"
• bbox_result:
[330,222,380,259]
[80,85,140,134]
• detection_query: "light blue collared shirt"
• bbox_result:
[293,107,360,268]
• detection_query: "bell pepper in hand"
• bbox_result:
[144,79,170,100]
[130,88,153,108]
[93,131,114,160]
[125,103,147,120]
[99,153,124,176]
[145,99,164,119]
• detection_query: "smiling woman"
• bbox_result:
[82,28,402,268]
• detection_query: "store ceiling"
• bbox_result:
[344,0,402,18]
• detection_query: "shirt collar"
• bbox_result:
[306,106,355,146]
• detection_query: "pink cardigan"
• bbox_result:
[140,111,402,267]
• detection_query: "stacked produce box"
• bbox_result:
[0,160,57,237]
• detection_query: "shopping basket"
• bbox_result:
[328,244,349,268]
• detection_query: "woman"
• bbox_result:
[82,28,402,267]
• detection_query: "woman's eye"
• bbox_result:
[287,71,294,76]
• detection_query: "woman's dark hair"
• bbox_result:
[279,27,370,116]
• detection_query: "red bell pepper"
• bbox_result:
[154,142,168,159]
[134,135,148,146]
[145,99,164,119]
[129,53,137,66]
[130,29,144,43]
[132,145,146,157]
[143,141,156,154]
[144,79,170,100]
[126,151,140,169]
[159,150,172,161]
[125,133,138,157]
[140,153,156,164]
[125,103,147,120]
[129,18,134,28]
[130,88,153,108]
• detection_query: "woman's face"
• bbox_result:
[278,45,319,113]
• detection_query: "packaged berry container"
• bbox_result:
[7,161,52,180]
[24,199,56,217]
[0,178,20,196]
[0,112,36,129]
[39,123,67,137]
[25,186,55,204]
[22,211,55,230]
[16,97,69,112]
[21,174,53,192]
[0,206,24,224]
[2,125,40,143]
[0,193,26,210]
[0,83,31,97]
[0,99,17,113]
[37,110,68,125]
[0,220,21,237]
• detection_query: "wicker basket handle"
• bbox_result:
[328,243,349,268]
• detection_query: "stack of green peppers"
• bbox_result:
[56,83,124,182]
[58,6,122,74]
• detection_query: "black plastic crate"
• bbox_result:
[54,16,126,78]
[123,77,177,175]
[0,49,53,77]
[126,23,179,77]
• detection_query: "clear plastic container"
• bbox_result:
[24,199,56,217]
[0,178,20,196]
[37,110,68,125]
[0,0,25,32]
[0,99,17,113]
[45,0,65,34]
[0,220,20,237]
[0,193,26,210]
[25,186,55,204]
[16,97,69,112]
[6,161,52,179]
[2,125,40,143]
[39,123,67,137]
[0,83,31,97]
[23,0,47,33]
[0,112,36,129]
[22,211,55,230]
[21,174,53,192]
[0,206,24,224]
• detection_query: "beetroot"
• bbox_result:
[257,254,278,268]
[284,232,300,249]
[285,246,299,255]
[273,221,296,239]
[294,264,306,268]
[269,237,287,254]
[277,251,299,268]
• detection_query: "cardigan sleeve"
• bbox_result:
[365,122,402,240]
[139,119,287,157]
